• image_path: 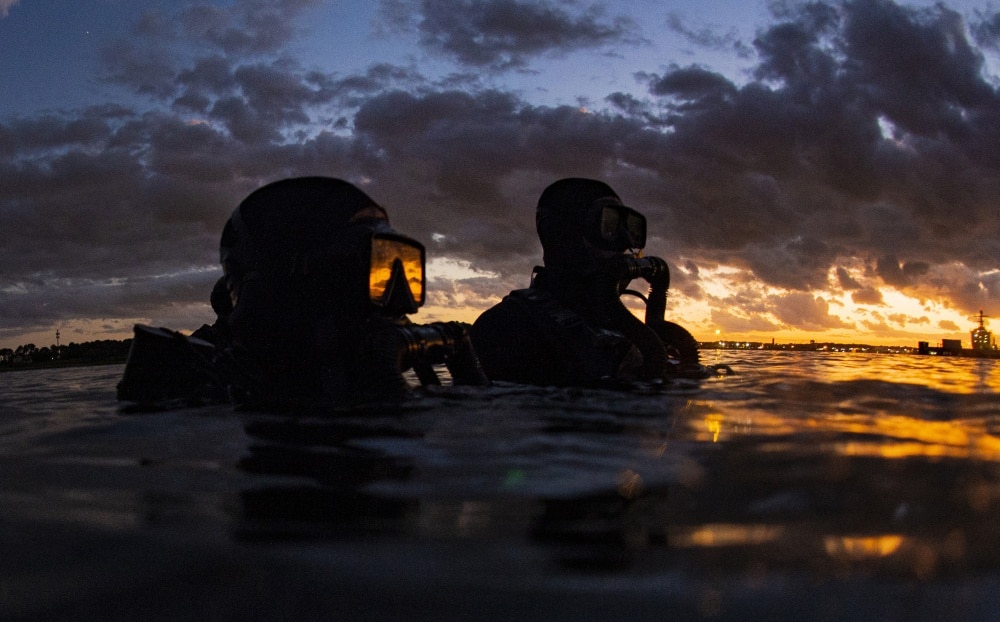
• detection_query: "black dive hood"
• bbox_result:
[220,176,386,307]
[536,177,646,271]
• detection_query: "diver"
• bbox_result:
[118,176,488,408]
[471,177,709,387]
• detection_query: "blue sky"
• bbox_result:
[1,0,1000,349]
[0,1,769,115]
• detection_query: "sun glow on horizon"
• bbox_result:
[1,256,991,351]
[417,256,989,348]
[649,261,985,347]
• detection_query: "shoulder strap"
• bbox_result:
[503,288,629,384]
[506,288,590,335]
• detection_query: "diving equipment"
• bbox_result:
[118,176,488,409]
[472,177,717,386]
[368,233,425,312]
[585,199,647,252]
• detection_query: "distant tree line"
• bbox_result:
[0,339,132,369]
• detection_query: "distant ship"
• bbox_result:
[917,310,997,357]
[970,310,995,351]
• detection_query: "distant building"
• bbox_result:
[942,339,963,354]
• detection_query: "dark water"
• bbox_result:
[2,351,1000,620]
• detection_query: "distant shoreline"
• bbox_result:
[0,358,127,374]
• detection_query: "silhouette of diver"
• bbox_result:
[471,178,711,387]
[117,177,488,408]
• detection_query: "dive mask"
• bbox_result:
[585,199,647,252]
[368,232,426,312]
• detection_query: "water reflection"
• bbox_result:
[671,523,785,548]
[736,351,1000,394]
[824,534,905,559]
[230,363,1000,583]
[234,394,687,574]
[237,413,420,540]
[8,358,1000,619]
[681,398,1000,461]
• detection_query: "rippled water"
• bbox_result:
[2,352,1000,620]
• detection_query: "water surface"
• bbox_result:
[2,351,1000,620]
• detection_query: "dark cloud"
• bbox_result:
[769,292,852,330]
[669,260,705,301]
[0,95,361,336]
[840,1,997,168]
[380,0,643,70]
[181,0,321,55]
[0,269,220,332]
[710,308,781,334]
[100,41,181,100]
[836,266,861,290]
[646,65,738,110]
[972,10,1000,49]
[624,1,1000,313]
[875,255,930,287]
[742,236,838,291]
[0,115,112,158]
[104,0,324,102]
[665,13,753,58]
[938,319,960,331]
[175,55,238,111]
[851,287,884,306]
[350,88,651,254]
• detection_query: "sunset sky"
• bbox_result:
[1,0,999,350]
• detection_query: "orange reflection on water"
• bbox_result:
[684,402,1000,462]
[670,523,785,548]
[777,353,1000,394]
[836,441,976,459]
[824,534,905,559]
[705,414,723,443]
[823,415,1000,461]
[617,468,644,499]
[681,403,798,443]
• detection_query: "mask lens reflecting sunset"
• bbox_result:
[369,235,425,306]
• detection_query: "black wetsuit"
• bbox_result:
[471,266,668,387]
[473,176,709,387]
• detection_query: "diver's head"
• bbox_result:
[535,178,646,272]
[220,176,426,326]
[217,177,483,404]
